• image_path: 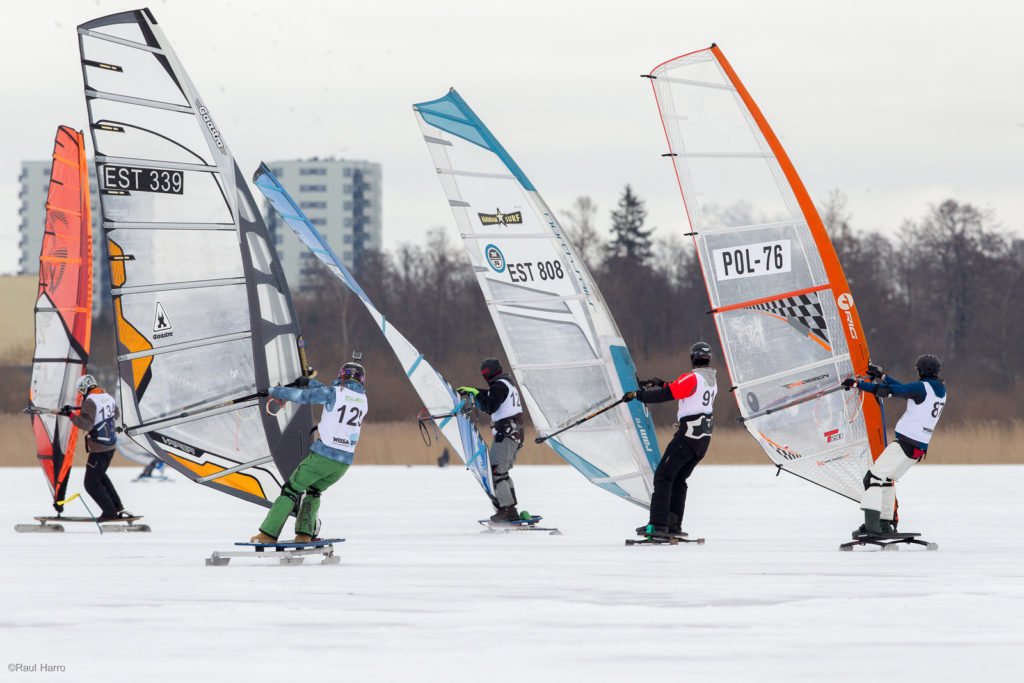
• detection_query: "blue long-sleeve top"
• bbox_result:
[268,378,366,464]
[856,374,946,449]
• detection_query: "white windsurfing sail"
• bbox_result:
[77,8,314,508]
[253,163,494,497]
[413,89,660,507]
[647,45,885,500]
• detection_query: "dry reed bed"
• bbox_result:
[1,414,1020,468]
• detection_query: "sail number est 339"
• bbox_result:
[102,164,184,195]
[712,239,792,281]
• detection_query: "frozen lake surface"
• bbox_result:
[3,463,1023,682]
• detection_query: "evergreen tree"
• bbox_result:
[607,184,653,263]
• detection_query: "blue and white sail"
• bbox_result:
[413,89,659,507]
[253,164,494,497]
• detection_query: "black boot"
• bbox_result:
[880,519,895,535]
[667,513,688,538]
[636,524,670,537]
[490,506,520,523]
[853,509,883,538]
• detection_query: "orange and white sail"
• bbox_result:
[27,126,92,511]
[647,45,885,500]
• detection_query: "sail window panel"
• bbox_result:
[744,380,861,452]
[88,99,213,165]
[85,18,149,45]
[107,228,242,287]
[422,123,512,179]
[98,167,232,224]
[263,331,302,388]
[655,51,729,87]
[698,223,818,310]
[135,338,255,422]
[246,232,274,276]
[718,305,834,385]
[519,366,614,429]
[118,284,250,350]
[487,279,570,311]
[81,35,188,108]
[559,431,638,478]
[33,307,74,359]
[451,177,546,236]
[657,81,765,157]
[160,409,273,468]
[256,283,294,329]
[499,312,596,365]
[683,156,797,234]
[29,361,68,409]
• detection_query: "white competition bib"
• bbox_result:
[895,381,944,445]
[316,386,368,452]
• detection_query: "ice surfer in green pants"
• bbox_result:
[250,355,368,544]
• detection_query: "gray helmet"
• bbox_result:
[690,342,712,367]
[76,374,97,396]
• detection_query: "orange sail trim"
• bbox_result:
[709,45,884,461]
[713,284,832,314]
[169,455,266,499]
[28,126,93,508]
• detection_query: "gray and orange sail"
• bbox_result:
[27,126,93,512]
[76,8,313,509]
[647,45,884,501]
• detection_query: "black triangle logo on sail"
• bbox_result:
[153,301,173,339]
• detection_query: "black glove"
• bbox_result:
[642,377,666,388]
[841,378,857,391]
[622,391,638,402]
[295,375,310,387]
[866,363,884,380]
[874,384,891,399]
[59,405,73,416]
[256,389,270,398]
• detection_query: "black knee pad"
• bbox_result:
[306,488,322,499]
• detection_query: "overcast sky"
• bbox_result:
[2,0,1021,275]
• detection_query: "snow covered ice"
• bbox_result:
[3,464,1024,682]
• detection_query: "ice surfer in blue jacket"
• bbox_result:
[841,354,947,537]
[250,355,367,544]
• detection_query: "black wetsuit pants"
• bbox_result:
[85,450,123,517]
[648,429,710,528]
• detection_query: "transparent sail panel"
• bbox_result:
[650,47,880,500]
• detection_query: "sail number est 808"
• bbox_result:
[102,164,184,195]
[712,239,792,281]
[508,260,564,283]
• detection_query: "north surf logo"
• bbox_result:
[478,209,522,226]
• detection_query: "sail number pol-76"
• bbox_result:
[712,239,792,281]
[102,164,184,195]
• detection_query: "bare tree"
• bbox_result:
[560,195,604,270]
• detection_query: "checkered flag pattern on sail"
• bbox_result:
[749,294,830,348]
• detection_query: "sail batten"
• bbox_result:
[649,46,884,501]
[78,8,313,508]
[414,88,659,507]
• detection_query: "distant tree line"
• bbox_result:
[297,186,1021,425]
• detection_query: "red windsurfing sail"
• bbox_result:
[26,126,93,511]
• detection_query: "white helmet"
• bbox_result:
[76,374,97,396]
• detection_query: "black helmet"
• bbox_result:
[915,354,941,380]
[690,342,712,367]
[480,357,503,381]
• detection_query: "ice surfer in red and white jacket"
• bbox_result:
[624,342,717,538]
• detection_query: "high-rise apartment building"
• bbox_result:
[261,158,382,290]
